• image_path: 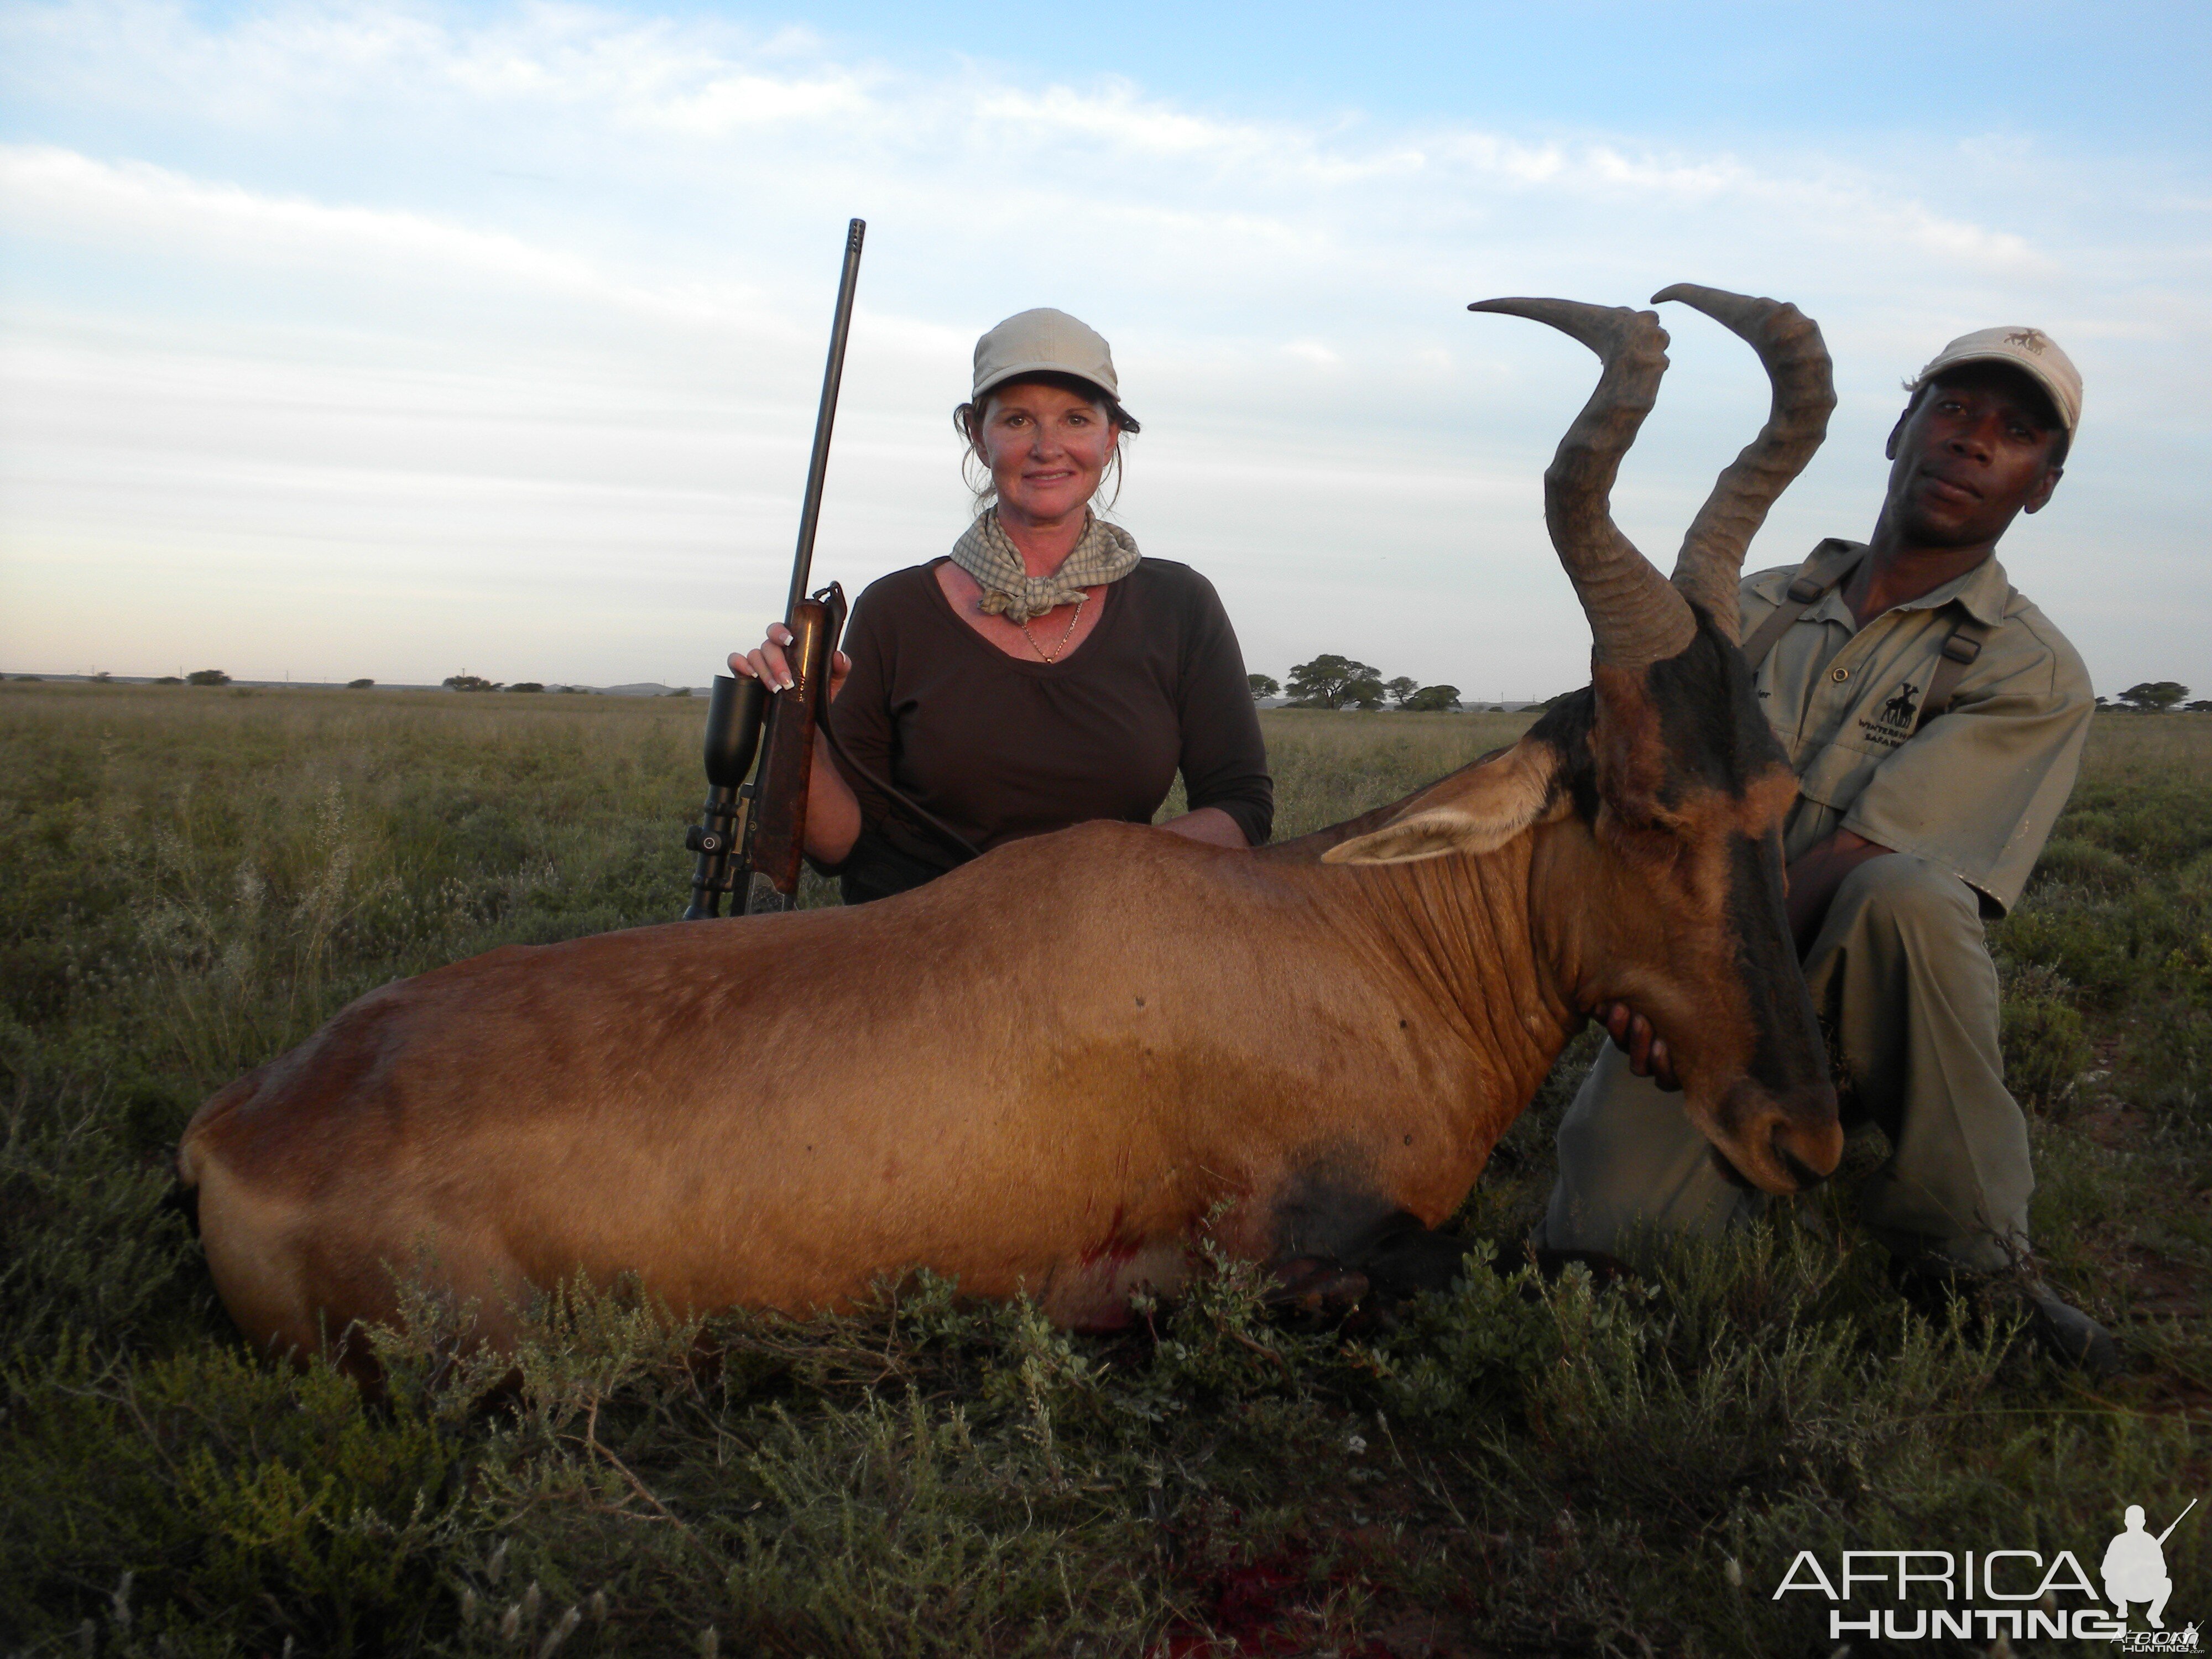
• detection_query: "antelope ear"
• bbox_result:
[1323,739,1569,865]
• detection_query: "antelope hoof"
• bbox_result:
[1265,1256,1371,1321]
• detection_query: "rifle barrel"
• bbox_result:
[2158,1497,2198,1545]
[786,217,867,622]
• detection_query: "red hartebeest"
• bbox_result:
[179,285,1844,1359]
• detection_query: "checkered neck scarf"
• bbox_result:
[949,511,1141,625]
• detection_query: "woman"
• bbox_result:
[732,307,1272,904]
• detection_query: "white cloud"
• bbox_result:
[1,0,2205,696]
[7,144,569,283]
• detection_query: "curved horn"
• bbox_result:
[1651,284,1835,643]
[1469,298,1696,671]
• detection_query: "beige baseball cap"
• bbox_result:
[1913,326,2081,435]
[972,308,1119,404]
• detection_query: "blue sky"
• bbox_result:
[763,2,2212,150]
[3,1,2207,695]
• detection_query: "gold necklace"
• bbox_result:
[1019,593,1087,662]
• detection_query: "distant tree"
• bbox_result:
[1247,673,1280,700]
[557,685,593,695]
[2117,681,2190,713]
[1286,654,1385,710]
[90,671,112,684]
[507,682,545,693]
[442,674,499,693]
[2187,700,2212,714]
[665,686,693,698]
[152,675,182,685]
[1383,675,1421,708]
[1402,684,1462,712]
[346,677,374,689]
[186,669,231,686]
[13,674,45,682]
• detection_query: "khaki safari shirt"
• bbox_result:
[1742,539,2093,917]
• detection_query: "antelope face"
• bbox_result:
[1563,619,1840,1194]
[1492,283,1844,1193]
[1332,283,1846,1193]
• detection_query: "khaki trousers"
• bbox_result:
[1537,854,2032,1272]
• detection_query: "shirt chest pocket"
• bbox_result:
[1795,739,1883,814]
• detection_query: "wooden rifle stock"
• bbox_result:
[738,585,846,914]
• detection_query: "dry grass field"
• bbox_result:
[3,681,2208,1655]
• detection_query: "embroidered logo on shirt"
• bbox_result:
[1856,682,1921,749]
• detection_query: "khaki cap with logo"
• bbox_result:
[1913,326,2082,435]
[972,308,1120,404]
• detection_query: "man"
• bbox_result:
[2102,1504,2176,1628]
[1537,325,2113,1370]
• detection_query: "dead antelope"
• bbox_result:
[179,283,1843,1358]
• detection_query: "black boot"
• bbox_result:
[2019,1281,2122,1378]
[1891,1255,2120,1379]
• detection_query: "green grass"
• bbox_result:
[3,682,2209,1656]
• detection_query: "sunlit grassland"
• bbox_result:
[3,681,2209,1656]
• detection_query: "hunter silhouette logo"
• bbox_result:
[1773,1499,2199,1644]
[2107,1500,2196,1631]
[1880,682,1922,727]
[2005,328,2051,354]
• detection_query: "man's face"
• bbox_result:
[1881,362,2065,549]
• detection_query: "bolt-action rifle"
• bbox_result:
[682,218,865,919]
[681,222,983,918]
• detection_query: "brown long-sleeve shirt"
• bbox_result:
[821,557,1273,902]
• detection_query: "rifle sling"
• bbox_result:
[1739,541,1864,669]
[816,717,983,863]
[1914,619,1992,731]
